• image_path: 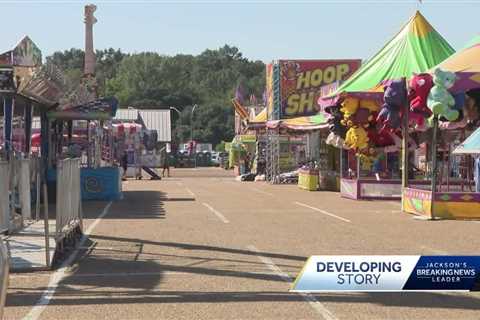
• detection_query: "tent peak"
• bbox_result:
[408,10,434,38]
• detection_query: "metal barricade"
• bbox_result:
[0,162,10,233]
[18,159,31,220]
[56,158,82,242]
[0,239,9,319]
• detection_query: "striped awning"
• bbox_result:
[266,113,329,131]
[231,98,249,119]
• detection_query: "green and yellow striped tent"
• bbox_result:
[320,11,455,106]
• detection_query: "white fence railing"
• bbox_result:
[0,156,43,234]
[18,159,31,220]
[0,239,9,319]
[56,158,82,242]
[0,162,9,233]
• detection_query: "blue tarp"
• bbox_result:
[453,127,480,155]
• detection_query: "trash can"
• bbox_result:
[298,169,319,191]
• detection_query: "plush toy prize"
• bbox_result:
[345,126,369,150]
[427,68,459,121]
[377,79,407,130]
[408,73,433,129]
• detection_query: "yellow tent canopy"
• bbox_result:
[250,107,267,123]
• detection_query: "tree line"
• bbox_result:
[46,45,265,146]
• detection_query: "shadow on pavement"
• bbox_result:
[6,288,480,309]
[97,191,167,219]
[7,185,480,311]
[90,235,307,262]
[6,236,480,310]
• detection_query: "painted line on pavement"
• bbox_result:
[12,270,281,278]
[247,245,337,320]
[24,201,113,320]
[419,246,448,255]
[294,202,351,223]
[251,187,275,197]
[185,187,196,197]
[202,202,230,223]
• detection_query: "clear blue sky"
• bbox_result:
[1,1,479,62]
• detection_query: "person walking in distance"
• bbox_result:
[161,146,170,177]
[121,151,128,180]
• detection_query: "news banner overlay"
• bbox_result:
[292,256,480,292]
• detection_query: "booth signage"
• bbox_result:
[279,60,361,118]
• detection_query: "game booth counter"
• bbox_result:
[264,59,362,188]
[318,10,457,200]
[402,34,480,220]
[45,97,123,201]
[266,114,340,190]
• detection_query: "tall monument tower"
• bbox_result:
[84,4,97,76]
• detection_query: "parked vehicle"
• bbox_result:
[211,152,220,166]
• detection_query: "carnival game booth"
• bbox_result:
[246,108,268,176]
[229,134,257,176]
[266,113,340,189]
[0,36,67,233]
[264,59,362,186]
[319,11,455,200]
[230,95,269,176]
[110,122,143,179]
[45,98,122,201]
[402,35,480,220]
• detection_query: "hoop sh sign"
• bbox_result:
[279,60,361,118]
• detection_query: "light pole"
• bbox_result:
[170,106,181,144]
[169,106,182,156]
[191,104,197,168]
[169,106,181,115]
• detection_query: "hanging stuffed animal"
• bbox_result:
[367,127,395,147]
[377,79,407,130]
[340,97,359,126]
[408,73,433,130]
[326,132,346,149]
[345,126,369,150]
[360,99,380,113]
[348,108,371,128]
[326,105,347,148]
[327,105,347,138]
[362,99,380,127]
[427,68,459,121]
[342,99,380,128]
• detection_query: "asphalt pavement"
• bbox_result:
[5,167,480,320]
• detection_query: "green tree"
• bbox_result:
[46,44,265,146]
